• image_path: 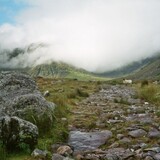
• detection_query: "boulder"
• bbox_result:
[57,145,73,156]
[0,116,38,150]
[52,154,74,160]
[0,71,55,133]
[68,130,112,151]
[148,128,160,139]
[128,129,147,138]
[31,148,48,159]
[52,153,65,160]
[44,90,50,97]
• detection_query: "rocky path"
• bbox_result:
[68,85,160,160]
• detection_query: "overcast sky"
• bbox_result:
[0,0,160,72]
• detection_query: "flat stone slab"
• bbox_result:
[148,128,160,139]
[128,129,147,138]
[105,148,135,159]
[68,130,112,151]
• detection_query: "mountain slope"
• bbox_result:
[98,54,160,80]
[0,44,108,80]
[129,56,160,80]
[29,61,107,80]
[2,44,159,80]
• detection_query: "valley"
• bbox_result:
[3,76,159,160]
[1,44,160,81]
[0,51,160,160]
[0,43,160,160]
[99,54,160,80]
[1,1,160,159]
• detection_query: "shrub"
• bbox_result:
[67,92,76,99]
[119,98,130,105]
[96,81,102,85]
[141,80,149,87]
[156,111,160,117]
[18,142,30,154]
[53,95,67,107]
[75,88,89,97]
[24,109,54,136]
[114,98,119,103]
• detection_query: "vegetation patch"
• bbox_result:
[137,84,160,105]
[35,78,101,145]
[141,80,149,87]
[0,141,7,160]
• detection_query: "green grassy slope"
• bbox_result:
[129,57,160,80]
[29,61,109,81]
[98,54,160,80]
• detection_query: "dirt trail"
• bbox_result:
[68,85,160,160]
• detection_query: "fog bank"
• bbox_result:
[0,0,160,72]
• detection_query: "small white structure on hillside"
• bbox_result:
[123,79,132,85]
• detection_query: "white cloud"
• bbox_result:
[0,0,160,72]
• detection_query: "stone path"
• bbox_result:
[68,85,160,160]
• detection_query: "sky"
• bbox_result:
[0,0,160,72]
[0,0,28,24]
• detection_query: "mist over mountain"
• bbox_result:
[1,0,160,72]
[99,53,160,77]
[0,43,48,69]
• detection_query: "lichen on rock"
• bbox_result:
[0,116,38,150]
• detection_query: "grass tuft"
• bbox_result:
[141,80,149,87]
[0,142,7,160]
[136,83,160,105]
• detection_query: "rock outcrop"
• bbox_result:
[0,72,55,129]
[0,71,55,150]
[0,72,54,118]
[0,116,38,150]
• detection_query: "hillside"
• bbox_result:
[1,44,160,80]
[129,56,160,80]
[0,44,108,80]
[29,61,107,81]
[99,54,160,80]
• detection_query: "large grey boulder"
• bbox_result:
[0,71,55,133]
[0,116,38,150]
[68,130,112,151]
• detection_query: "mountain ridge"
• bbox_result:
[28,61,108,81]
[0,44,160,80]
[98,53,160,80]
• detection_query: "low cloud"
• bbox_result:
[0,0,160,72]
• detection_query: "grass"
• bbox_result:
[29,61,110,81]
[114,98,130,105]
[36,79,160,149]
[5,77,107,159]
[6,77,160,159]
[0,144,7,160]
[24,108,54,136]
[8,154,30,160]
[36,77,101,127]
[141,80,149,87]
[36,77,100,104]
[27,78,102,159]
[66,70,110,81]
[136,83,160,105]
